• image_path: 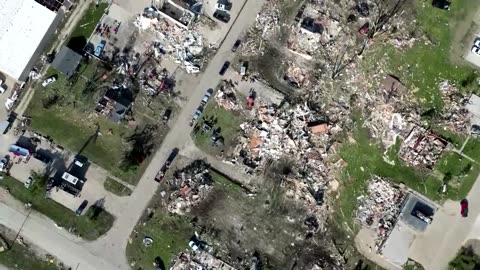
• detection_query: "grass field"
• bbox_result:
[104,177,132,196]
[69,3,108,40]
[192,101,244,155]
[0,175,114,241]
[336,117,477,231]
[0,243,59,270]
[363,0,479,112]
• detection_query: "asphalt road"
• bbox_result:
[0,0,266,269]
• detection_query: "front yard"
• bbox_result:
[0,175,114,241]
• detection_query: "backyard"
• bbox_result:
[0,175,114,241]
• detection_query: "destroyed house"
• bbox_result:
[158,0,195,28]
[300,17,323,34]
[399,126,448,169]
[96,87,134,123]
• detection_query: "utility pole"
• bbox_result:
[10,209,31,250]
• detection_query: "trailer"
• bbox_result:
[154,148,179,182]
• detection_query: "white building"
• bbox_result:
[0,0,63,81]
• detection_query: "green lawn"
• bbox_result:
[449,246,480,269]
[435,152,480,200]
[69,2,108,39]
[192,101,244,154]
[0,175,114,241]
[104,177,132,196]
[463,138,480,162]
[126,212,193,269]
[0,243,60,270]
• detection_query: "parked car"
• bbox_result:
[294,5,306,22]
[163,108,172,124]
[231,39,241,52]
[24,176,34,188]
[219,61,230,76]
[154,148,180,182]
[213,10,230,23]
[412,210,432,224]
[432,0,450,10]
[461,199,469,217]
[33,150,52,165]
[472,38,480,56]
[201,90,212,105]
[472,124,480,135]
[76,200,89,216]
[215,2,232,11]
[42,76,56,87]
[189,109,202,126]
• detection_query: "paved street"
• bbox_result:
[0,0,266,269]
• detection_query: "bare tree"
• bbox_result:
[368,0,408,38]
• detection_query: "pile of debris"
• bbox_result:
[165,160,214,215]
[438,80,469,134]
[215,80,239,110]
[356,176,406,251]
[399,125,448,169]
[170,251,235,270]
[134,10,206,72]
[228,102,343,220]
[363,75,419,148]
[284,62,310,88]
[255,0,280,40]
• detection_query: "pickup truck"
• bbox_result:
[154,148,179,182]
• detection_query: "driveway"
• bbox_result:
[0,0,267,269]
[409,173,480,270]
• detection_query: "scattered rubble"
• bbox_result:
[170,251,235,270]
[165,160,214,215]
[134,8,209,72]
[438,80,468,134]
[215,80,240,110]
[399,125,448,169]
[228,102,346,221]
[356,176,406,251]
[363,75,419,148]
[255,0,280,40]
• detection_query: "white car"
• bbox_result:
[24,176,34,188]
[42,76,56,87]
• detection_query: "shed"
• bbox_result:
[51,46,83,77]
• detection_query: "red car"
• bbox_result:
[461,199,469,217]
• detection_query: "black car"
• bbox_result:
[76,200,88,216]
[432,0,450,10]
[294,5,306,22]
[33,150,52,164]
[163,108,172,124]
[219,61,230,75]
[213,10,230,23]
[232,39,241,52]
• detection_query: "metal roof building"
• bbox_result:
[0,0,62,81]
